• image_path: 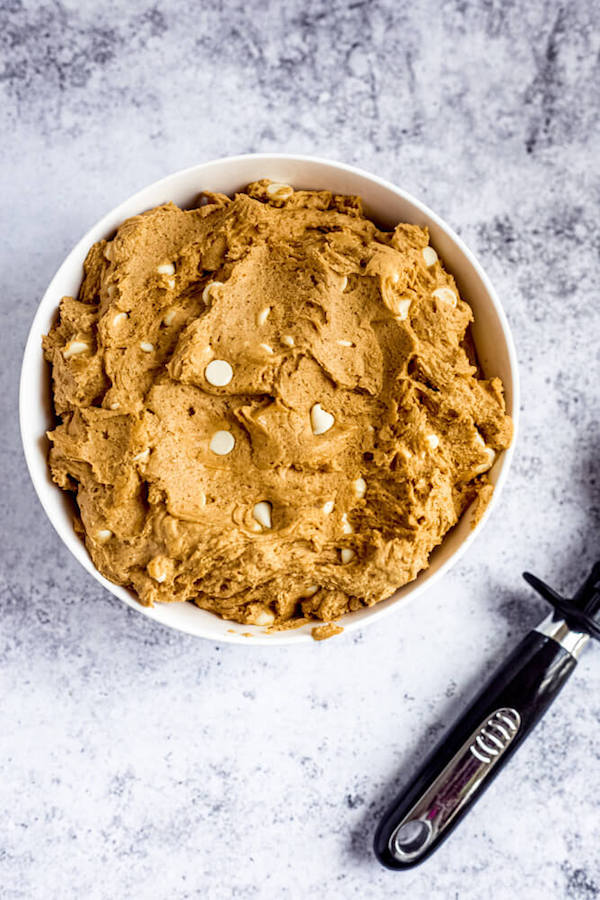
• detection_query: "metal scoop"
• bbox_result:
[374,560,600,869]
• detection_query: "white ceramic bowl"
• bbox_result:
[20,154,519,645]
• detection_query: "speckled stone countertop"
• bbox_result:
[2,1,600,897]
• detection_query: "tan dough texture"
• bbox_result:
[43,181,513,626]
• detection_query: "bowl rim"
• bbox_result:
[19,152,520,646]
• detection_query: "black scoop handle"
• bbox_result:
[374,628,578,869]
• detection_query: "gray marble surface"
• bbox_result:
[2,0,600,897]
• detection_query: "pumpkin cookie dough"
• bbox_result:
[43,180,513,628]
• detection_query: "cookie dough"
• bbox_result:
[43,180,513,627]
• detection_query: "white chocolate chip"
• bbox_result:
[472,447,496,474]
[157,263,175,276]
[210,430,235,455]
[394,299,412,320]
[341,513,353,535]
[132,448,150,464]
[340,276,348,291]
[96,529,112,543]
[281,335,295,347]
[63,340,89,359]
[257,306,271,326]
[259,343,274,354]
[147,556,169,583]
[253,609,275,626]
[300,585,319,598]
[310,403,335,435]
[322,500,335,515]
[140,342,154,353]
[163,309,177,326]
[252,501,272,530]
[340,548,355,564]
[205,359,233,387]
[167,278,175,289]
[353,477,367,498]
[391,271,400,284]
[112,312,128,328]
[432,287,458,307]
[202,281,224,304]
[422,246,438,267]
[109,402,120,410]
[472,432,496,474]
[337,339,353,348]
[106,284,115,298]
[425,433,440,450]
[163,517,180,539]
[266,182,294,201]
